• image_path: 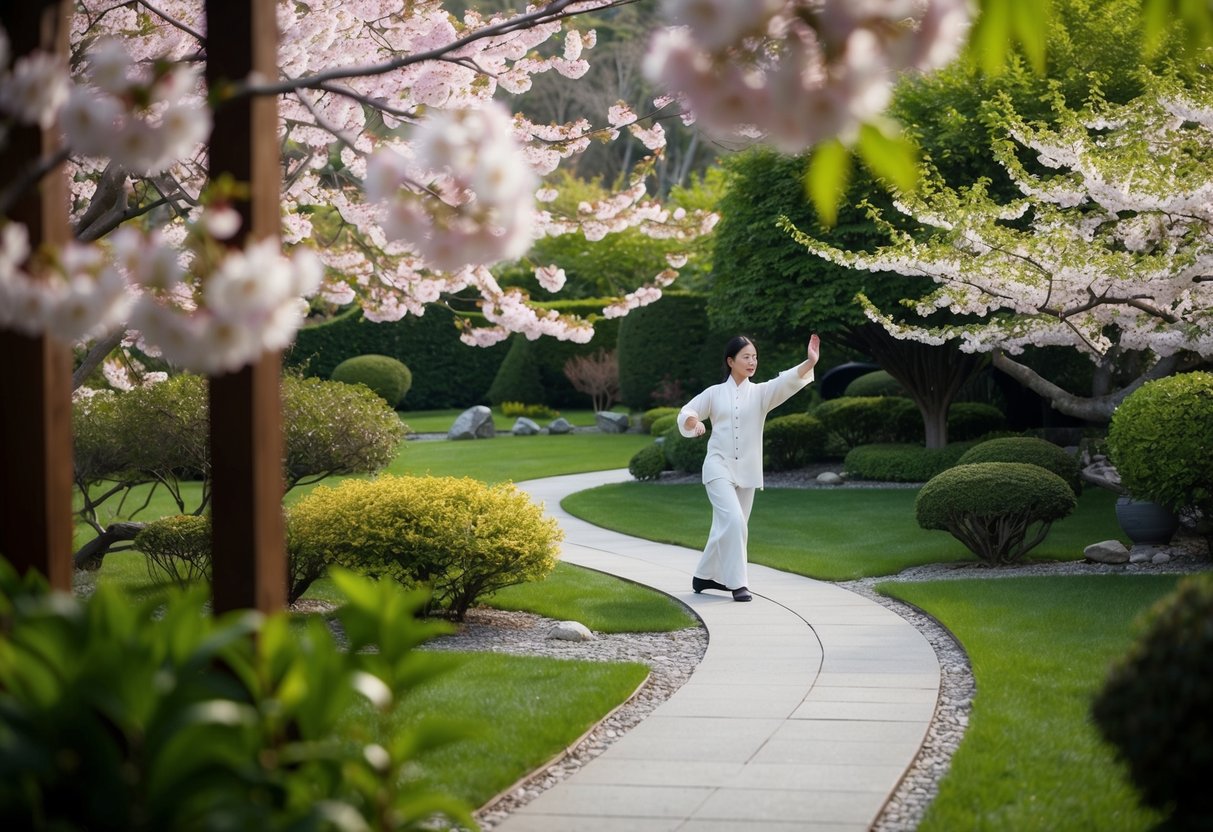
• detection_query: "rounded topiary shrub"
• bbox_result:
[815,396,919,449]
[1108,371,1213,518]
[289,475,562,619]
[844,442,976,483]
[649,413,678,437]
[843,370,906,398]
[663,425,711,474]
[629,443,667,481]
[764,413,827,471]
[915,462,1077,564]
[642,407,680,433]
[330,354,413,408]
[947,402,1008,441]
[134,514,211,588]
[957,436,1082,496]
[1091,575,1213,828]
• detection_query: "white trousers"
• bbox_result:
[695,478,756,590]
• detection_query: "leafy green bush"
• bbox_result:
[844,370,906,397]
[663,425,711,474]
[958,436,1082,495]
[73,374,404,570]
[815,396,919,449]
[501,401,558,419]
[287,305,508,410]
[1108,371,1213,518]
[331,354,413,408]
[764,413,827,471]
[946,402,1008,441]
[649,413,678,437]
[844,441,976,482]
[486,336,547,406]
[1091,575,1213,828]
[289,475,563,619]
[915,462,1077,563]
[134,514,211,589]
[0,561,471,831]
[628,443,667,481]
[617,293,722,409]
[641,406,680,432]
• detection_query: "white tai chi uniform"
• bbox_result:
[677,367,814,590]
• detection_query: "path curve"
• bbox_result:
[496,469,941,832]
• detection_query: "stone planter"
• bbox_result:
[1114,496,1180,545]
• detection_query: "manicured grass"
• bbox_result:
[485,562,697,632]
[881,575,1177,831]
[387,432,652,483]
[561,483,1128,580]
[398,408,605,433]
[346,651,649,809]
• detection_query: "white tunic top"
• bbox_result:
[677,367,814,489]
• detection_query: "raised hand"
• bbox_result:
[806,333,821,367]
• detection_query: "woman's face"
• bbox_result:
[728,344,758,379]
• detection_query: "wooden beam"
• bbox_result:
[205,0,286,613]
[0,1,74,590]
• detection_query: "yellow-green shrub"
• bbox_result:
[289,475,562,619]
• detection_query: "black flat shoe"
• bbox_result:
[692,576,729,593]
[732,587,752,602]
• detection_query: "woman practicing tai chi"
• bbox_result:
[677,333,821,602]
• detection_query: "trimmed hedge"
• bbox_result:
[1092,575,1213,827]
[844,441,977,482]
[617,293,723,410]
[764,413,827,471]
[649,413,678,437]
[287,307,507,410]
[486,299,623,408]
[331,354,412,408]
[628,443,667,481]
[1108,371,1213,518]
[663,424,711,474]
[815,396,920,449]
[915,461,1077,563]
[957,436,1082,495]
[843,370,906,397]
[641,406,680,432]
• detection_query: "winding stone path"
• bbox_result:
[497,469,942,832]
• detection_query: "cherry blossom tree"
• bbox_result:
[787,81,1213,422]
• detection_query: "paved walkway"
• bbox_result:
[497,469,941,832]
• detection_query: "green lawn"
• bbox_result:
[386,432,651,483]
[881,575,1176,831]
[348,652,649,810]
[561,483,1128,580]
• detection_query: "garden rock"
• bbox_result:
[1129,545,1159,564]
[596,411,630,433]
[513,417,541,436]
[816,471,844,486]
[548,621,595,641]
[548,417,573,435]
[1084,540,1130,564]
[449,406,495,440]
[1152,551,1172,564]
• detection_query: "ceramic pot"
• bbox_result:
[1114,496,1180,545]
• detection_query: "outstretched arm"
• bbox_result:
[795,333,820,378]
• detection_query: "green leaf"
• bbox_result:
[805,140,852,227]
[1141,0,1171,56]
[972,0,1012,75]
[1010,0,1049,73]
[856,124,920,195]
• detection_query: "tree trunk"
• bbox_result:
[991,351,1186,423]
[843,323,987,449]
[73,521,144,571]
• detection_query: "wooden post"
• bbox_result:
[0,1,74,590]
[205,0,287,613]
